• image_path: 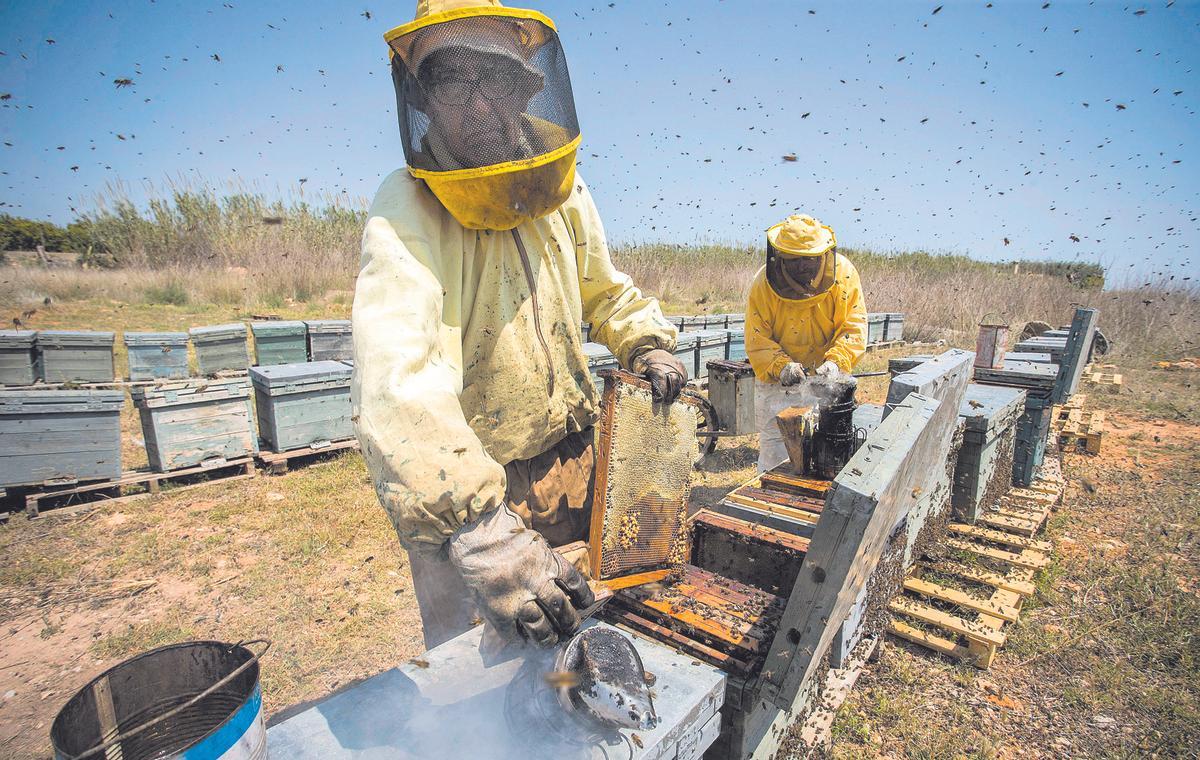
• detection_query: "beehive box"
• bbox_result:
[35,331,116,383]
[702,314,728,329]
[707,360,755,435]
[866,313,886,344]
[672,333,699,378]
[1005,351,1052,364]
[694,329,729,380]
[189,323,250,375]
[251,321,308,366]
[1013,399,1053,487]
[888,354,935,376]
[725,327,747,362]
[954,383,1026,521]
[304,320,352,362]
[582,342,618,391]
[579,321,591,342]
[0,331,38,386]
[680,316,706,331]
[124,332,190,381]
[1014,336,1066,361]
[884,313,905,342]
[0,390,124,488]
[250,361,353,452]
[723,312,745,329]
[131,378,258,472]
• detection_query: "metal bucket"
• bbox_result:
[51,640,270,760]
[975,319,1009,370]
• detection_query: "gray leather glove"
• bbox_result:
[633,348,689,403]
[448,504,595,647]
[814,360,839,378]
[780,362,807,387]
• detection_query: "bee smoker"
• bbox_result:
[806,375,864,480]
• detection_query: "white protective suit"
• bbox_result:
[351,169,677,554]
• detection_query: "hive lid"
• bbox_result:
[36,330,116,347]
[123,331,189,346]
[189,323,247,340]
[693,329,728,347]
[0,330,36,348]
[250,360,351,392]
[303,319,351,333]
[1004,351,1052,363]
[958,382,1026,435]
[0,388,125,414]
[131,377,250,405]
[250,320,307,337]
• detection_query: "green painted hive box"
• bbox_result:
[189,323,250,375]
[251,321,308,366]
[0,389,124,488]
[953,383,1026,522]
[0,331,38,386]
[124,331,190,381]
[250,361,353,452]
[693,329,729,380]
[305,320,352,362]
[671,333,699,379]
[866,313,886,344]
[131,378,258,472]
[36,331,116,383]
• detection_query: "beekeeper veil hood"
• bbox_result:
[764,214,838,299]
[386,0,581,230]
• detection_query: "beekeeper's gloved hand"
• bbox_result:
[448,504,595,647]
[814,360,840,378]
[634,348,688,404]
[780,362,807,387]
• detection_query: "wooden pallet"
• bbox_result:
[889,461,1063,668]
[23,456,256,518]
[256,437,359,474]
[1051,394,1088,433]
[888,540,1043,668]
[1085,372,1122,394]
[865,339,906,353]
[1058,410,1104,454]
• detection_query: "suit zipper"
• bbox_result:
[511,229,556,397]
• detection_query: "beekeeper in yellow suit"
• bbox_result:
[352,0,688,650]
[746,214,868,472]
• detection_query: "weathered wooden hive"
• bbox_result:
[36,331,116,383]
[304,320,352,362]
[0,330,38,386]
[131,378,257,472]
[189,323,250,375]
[866,313,887,344]
[707,360,756,435]
[124,331,190,381]
[250,360,353,452]
[694,329,729,380]
[581,341,618,391]
[975,359,1058,487]
[671,332,699,378]
[953,383,1026,522]
[0,389,124,488]
[884,312,905,342]
[251,321,308,366]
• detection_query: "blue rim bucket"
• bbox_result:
[50,639,270,760]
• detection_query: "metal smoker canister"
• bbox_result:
[808,376,862,480]
[51,640,270,760]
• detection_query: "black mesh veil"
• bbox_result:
[388,13,579,174]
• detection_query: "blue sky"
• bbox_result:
[1,0,1197,278]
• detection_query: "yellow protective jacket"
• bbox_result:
[351,169,676,553]
[745,253,868,382]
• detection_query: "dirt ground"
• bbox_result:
[2,349,1196,758]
